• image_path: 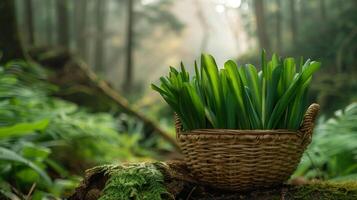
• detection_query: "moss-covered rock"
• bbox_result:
[69,161,357,200]
[287,181,357,200]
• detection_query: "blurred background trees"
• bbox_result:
[9,0,355,113]
[14,0,183,92]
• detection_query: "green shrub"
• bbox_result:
[152,51,320,130]
[294,103,357,180]
[0,61,150,199]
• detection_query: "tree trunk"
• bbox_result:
[75,0,88,60]
[24,0,35,45]
[253,0,271,52]
[275,0,282,53]
[56,0,69,48]
[319,0,326,21]
[194,0,210,52]
[94,0,107,72]
[123,0,134,92]
[45,0,54,45]
[289,0,298,46]
[300,0,308,22]
[0,0,25,63]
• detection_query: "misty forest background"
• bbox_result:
[0,0,356,199]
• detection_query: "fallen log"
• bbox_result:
[69,160,357,200]
[30,48,179,151]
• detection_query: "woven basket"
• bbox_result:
[175,103,320,191]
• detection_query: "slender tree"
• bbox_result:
[319,0,327,21]
[0,0,25,63]
[300,0,309,21]
[123,0,135,91]
[75,0,88,59]
[289,0,298,46]
[94,0,107,71]
[194,0,210,52]
[56,0,69,48]
[24,0,35,45]
[253,0,271,51]
[275,0,282,53]
[46,0,54,45]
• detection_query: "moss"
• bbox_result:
[97,163,173,200]
[70,162,357,200]
[289,181,357,200]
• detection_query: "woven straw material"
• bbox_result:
[175,103,320,191]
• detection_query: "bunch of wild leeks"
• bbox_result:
[152,51,320,131]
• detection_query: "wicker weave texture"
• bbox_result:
[175,104,320,191]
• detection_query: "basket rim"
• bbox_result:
[179,128,299,136]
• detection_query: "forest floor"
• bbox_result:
[69,160,357,200]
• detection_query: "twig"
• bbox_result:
[280,186,287,200]
[186,186,197,200]
[10,184,25,200]
[306,152,324,180]
[26,183,36,200]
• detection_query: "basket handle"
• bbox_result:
[300,103,320,146]
[174,113,182,140]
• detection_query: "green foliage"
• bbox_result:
[0,146,51,183]
[290,181,357,200]
[0,61,150,199]
[0,119,49,139]
[152,51,320,130]
[98,163,172,200]
[294,103,357,180]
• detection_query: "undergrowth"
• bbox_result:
[98,163,172,200]
[0,60,149,199]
